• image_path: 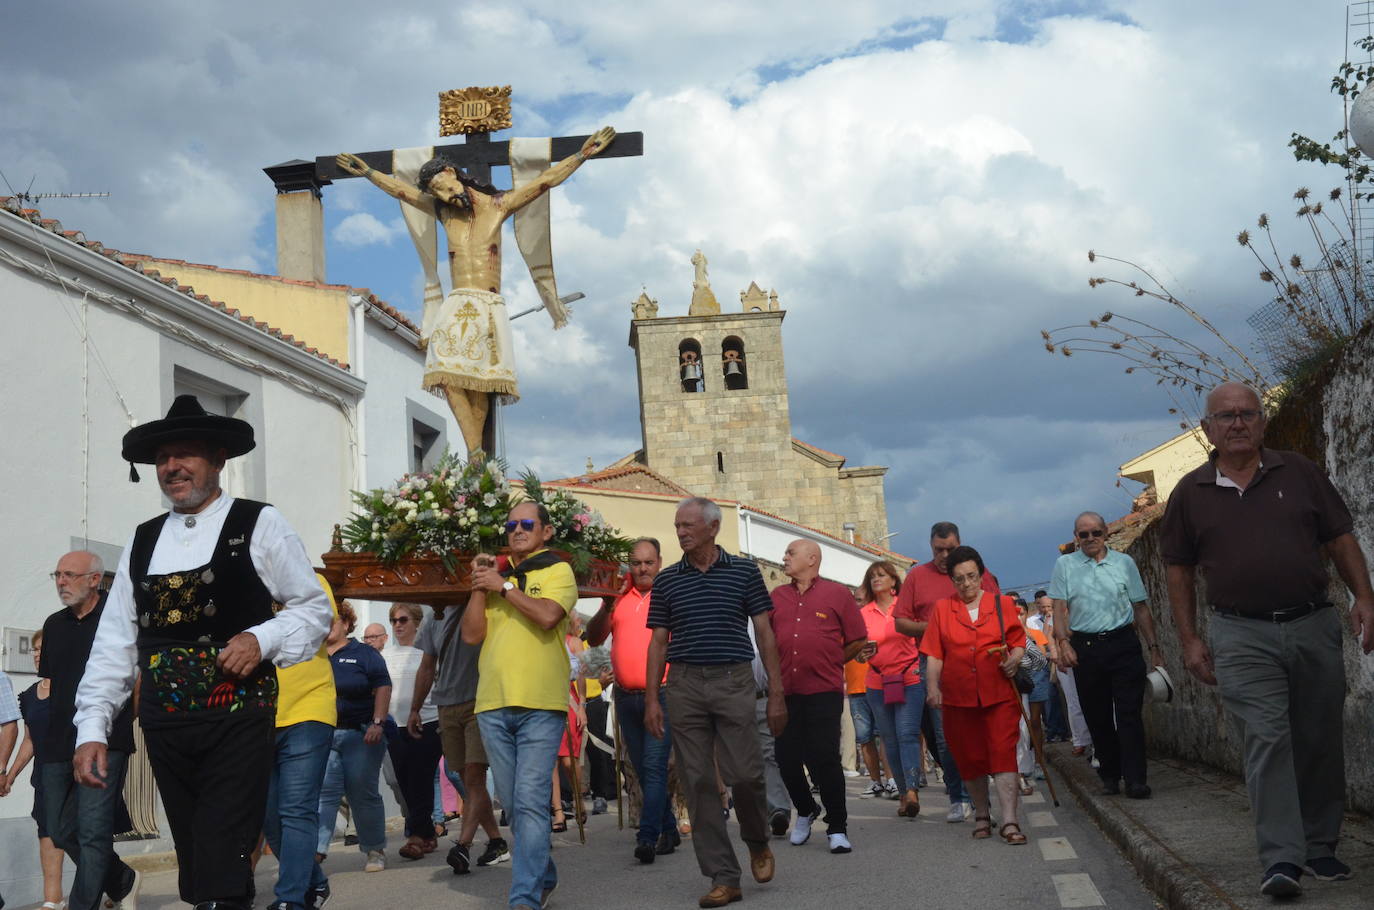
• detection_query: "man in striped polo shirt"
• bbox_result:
[645,497,786,909]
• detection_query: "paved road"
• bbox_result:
[121,774,1161,909]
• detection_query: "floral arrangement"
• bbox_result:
[339,451,632,573]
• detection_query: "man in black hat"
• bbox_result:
[73,395,332,910]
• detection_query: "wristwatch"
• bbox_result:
[370,718,383,727]
[502,580,516,593]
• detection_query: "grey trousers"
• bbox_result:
[756,696,791,819]
[1209,606,1347,870]
[666,663,769,889]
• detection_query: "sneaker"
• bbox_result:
[1259,863,1303,897]
[883,778,899,799]
[827,833,852,854]
[1303,856,1352,881]
[842,769,861,778]
[476,838,510,866]
[655,828,681,855]
[540,881,557,909]
[634,842,656,864]
[859,781,884,799]
[917,773,928,788]
[947,801,971,823]
[789,807,819,845]
[592,797,608,816]
[305,882,330,910]
[364,850,385,873]
[111,867,141,910]
[447,842,471,875]
[769,808,790,837]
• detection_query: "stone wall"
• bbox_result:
[1129,321,1374,813]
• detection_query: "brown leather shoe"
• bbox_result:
[698,885,743,908]
[749,845,774,883]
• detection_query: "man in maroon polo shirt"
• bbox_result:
[893,521,1000,821]
[769,540,867,854]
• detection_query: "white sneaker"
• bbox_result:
[842,769,861,778]
[789,808,818,845]
[859,781,884,799]
[111,867,141,910]
[883,778,899,799]
[827,833,852,854]
[364,849,386,873]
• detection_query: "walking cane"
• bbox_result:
[566,712,587,844]
[990,646,1060,807]
[613,698,625,831]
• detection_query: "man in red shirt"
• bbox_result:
[585,538,676,865]
[893,521,1000,822]
[769,540,867,854]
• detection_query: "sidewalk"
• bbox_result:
[1045,743,1374,909]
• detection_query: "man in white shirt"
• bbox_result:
[73,395,331,910]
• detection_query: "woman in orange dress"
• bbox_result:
[920,546,1029,845]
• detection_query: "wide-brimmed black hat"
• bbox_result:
[122,394,256,465]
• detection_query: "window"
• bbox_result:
[412,419,440,473]
[722,337,748,390]
[717,451,725,473]
[678,338,704,393]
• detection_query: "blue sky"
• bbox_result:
[2,0,1361,587]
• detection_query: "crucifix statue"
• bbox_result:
[290,86,643,454]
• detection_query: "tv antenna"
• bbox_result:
[0,170,109,206]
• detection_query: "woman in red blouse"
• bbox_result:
[921,546,1029,845]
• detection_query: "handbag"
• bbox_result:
[880,659,918,705]
[993,595,1036,695]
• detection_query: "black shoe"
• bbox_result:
[655,828,681,855]
[1124,783,1152,799]
[1260,863,1303,897]
[769,808,790,837]
[476,837,510,866]
[635,842,657,864]
[1099,778,1120,796]
[343,834,359,846]
[1303,856,1351,881]
[447,842,472,875]
[540,881,558,909]
[305,882,330,910]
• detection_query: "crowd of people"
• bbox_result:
[2,379,1372,908]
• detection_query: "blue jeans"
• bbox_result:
[614,689,675,847]
[866,683,926,792]
[919,656,968,803]
[41,754,136,910]
[849,691,877,744]
[432,761,467,826]
[478,708,563,910]
[316,725,388,855]
[264,721,332,909]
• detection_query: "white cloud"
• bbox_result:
[332,212,406,248]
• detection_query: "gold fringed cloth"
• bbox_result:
[423,288,519,403]
[121,721,161,837]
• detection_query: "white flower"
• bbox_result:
[382,494,395,506]
[424,491,435,501]
[483,493,497,507]
[405,512,417,523]
[467,508,478,520]
[370,531,380,540]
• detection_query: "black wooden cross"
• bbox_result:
[265,130,644,194]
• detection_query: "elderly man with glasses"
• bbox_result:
[1049,512,1161,801]
[1161,382,1374,897]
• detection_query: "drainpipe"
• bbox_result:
[743,509,754,557]
[349,295,368,490]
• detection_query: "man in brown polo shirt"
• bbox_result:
[1161,381,1374,899]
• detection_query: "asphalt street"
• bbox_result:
[119,768,1161,910]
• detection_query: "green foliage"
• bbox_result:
[1288,35,1374,201]
[518,469,634,573]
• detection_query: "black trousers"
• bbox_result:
[387,721,444,838]
[1071,626,1148,786]
[143,711,275,906]
[774,691,847,834]
[584,698,616,800]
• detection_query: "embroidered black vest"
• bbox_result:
[130,499,279,727]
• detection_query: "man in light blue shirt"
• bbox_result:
[1049,512,1163,800]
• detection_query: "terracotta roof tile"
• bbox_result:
[547,463,692,497]
[0,197,349,370]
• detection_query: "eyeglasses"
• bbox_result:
[1206,409,1262,425]
[50,571,97,581]
[951,573,981,585]
[362,633,386,642]
[1076,529,1106,540]
[504,518,537,533]
[390,616,411,625]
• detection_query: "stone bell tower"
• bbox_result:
[628,253,790,507]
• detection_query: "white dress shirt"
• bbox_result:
[74,493,332,747]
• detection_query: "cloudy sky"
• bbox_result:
[4,1,1361,587]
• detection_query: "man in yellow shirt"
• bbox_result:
[461,502,577,910]
[261,574,338,910]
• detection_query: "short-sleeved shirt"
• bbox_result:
[894,561,1001,642]
[475,550,578,714]
[843,659,867,696]
[40,596,136,759]
[0,672,20,725]
[609,586,661,691]
[769,579,866,696]
[328,638,392,728]
[1159,448,1354,613]
[860,601,921,690]
[416,606,482,707]
[1047,549,1148,634]
[276,573,338,729]
[384,644,438,725]
[648,547,773,665]
[920,593,1026,708]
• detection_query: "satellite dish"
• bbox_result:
[1350,89,1374,156]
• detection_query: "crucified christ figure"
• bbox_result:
[336,125,616,453]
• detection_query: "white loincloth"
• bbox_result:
[422,288,519,403]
